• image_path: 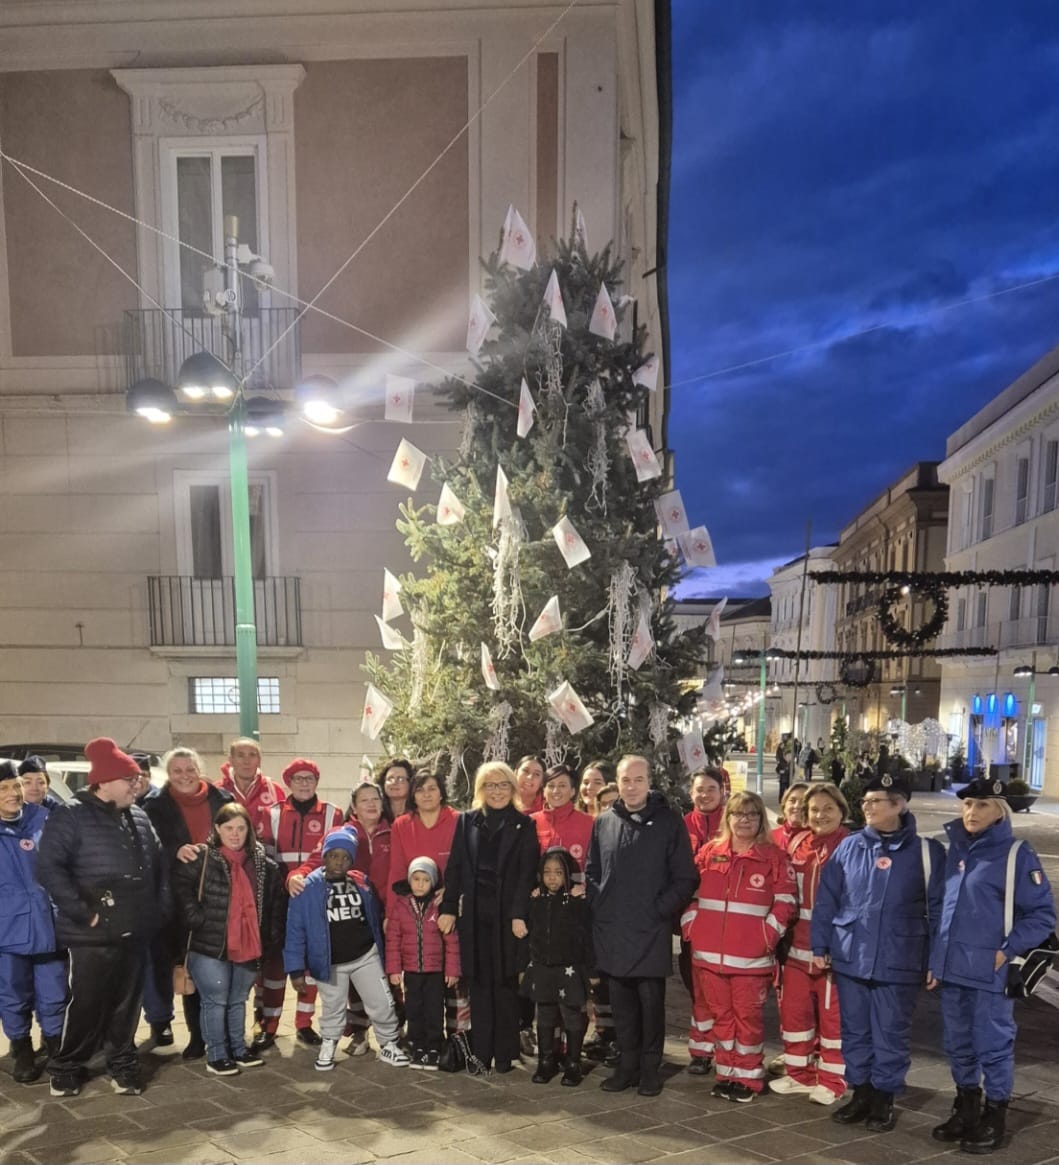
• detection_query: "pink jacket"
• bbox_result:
[385,885,461,978]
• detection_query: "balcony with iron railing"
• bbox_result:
[123,308,301,395]
[148,576,302,648]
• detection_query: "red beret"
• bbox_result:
[281,758,320,787]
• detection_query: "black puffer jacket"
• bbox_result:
[143,783,233,855]
[36,790,168,946]
[173,842,286,966]
[526,847,593,969]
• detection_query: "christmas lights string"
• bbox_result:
[810,569,1059,586]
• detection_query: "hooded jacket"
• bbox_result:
[284,867,385,982]
[0,802,57,955]
[785,826,848,972]
[586,790,698,978]
[931,814,1055,992]
[385,875,461,978]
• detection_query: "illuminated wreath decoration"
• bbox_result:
[839,656,876,689]
[816,682,838,705]
[877,580,948,647]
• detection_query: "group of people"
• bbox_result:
[0,737,1054,1156]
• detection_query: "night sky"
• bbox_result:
[668,1,1059,597]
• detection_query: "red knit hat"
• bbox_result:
[281,758,320,787]
[85,737,142,786]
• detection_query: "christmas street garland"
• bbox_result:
[840,657,876,688]
[811,569,1059,587]
[816,682,838,704]
[877,579,948,647]
[765,646,996,660]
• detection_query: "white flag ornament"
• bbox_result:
[361,684,394,741]
[654,490,690,539]
[529,595,562,642]
[627,610,654,670]
[552,515,591,569]
[382,569,403,622]
[466,294,497,355]
[499,204,536,270]
[679,727,707,773]
[481,643,500,691]
[705,596,728,642]
[359,755,374,780]
[704,663,724,703]
[517,378,536,439]
[542,269,568,329]
[387,438,426,491]
[633,354,659,391]
[678,526,716,569]
[374,615,407,651]
[548,681,595,734]
[493,465,512,528]
[625,429,662,482]
[588,283,617,340]
[384,374,416,423]
[436,482,466,526]
[573,204,588,250]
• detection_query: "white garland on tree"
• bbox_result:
[583,378,609,513]
[409,627,428,711]
[648,702,671,748]
[608,561,638,695]
[483,701,513,762]
[492,514,527,658]
[544,714,568,770]
[459,399,479,461]
[536,319,568,445]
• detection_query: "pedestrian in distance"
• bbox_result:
[928,777,1056,1154]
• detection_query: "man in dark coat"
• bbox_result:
[586,755,698,1097]
[36,738,167,1098]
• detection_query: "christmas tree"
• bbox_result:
[364,213,708,793]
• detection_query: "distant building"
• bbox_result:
[937,344,1059,793]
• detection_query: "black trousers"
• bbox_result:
[537,1000,585,1036]
[470,922,520,1070]
[50,942,146,1079]
[609,975,666,1067]
[404,971,445,1053]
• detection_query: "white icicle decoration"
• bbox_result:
[583,378,609,513]
[648,702,670,748]
[541,319,567,444]
[483,701,514,762]
[492,514,526,658]
[608,562,638,695]
[459,399,479,461]
[544,714,567,770]
[409,627,428,711]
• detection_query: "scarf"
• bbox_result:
[170,780,214,845]
[220,846,262,963]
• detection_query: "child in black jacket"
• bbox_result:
[521,846,594,1086]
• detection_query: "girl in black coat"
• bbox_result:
[438,762,538,1072]
[521,847,594,1086]
[173,804,285,1076]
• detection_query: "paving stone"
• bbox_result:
[207,1125,313,1160]
[566,1133,667,1163]
[11,1113,141,1151]
[727,1126,833,1160]
[621,1146,773,1165]
[132,1146,236,1165]
[255,1145,377,1165]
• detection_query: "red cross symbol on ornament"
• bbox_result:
[567,702,577,714]
[485,661,495,676]
[691,746,703,760]
[400,458,410,470]
[392,393,402,405]
[639,450,650,461]
[695,541,707,552]
[565,534,576,545]
[514,231,525,246]
[440,506,450,518]
[365,705,374,717]
[669,508,681,521]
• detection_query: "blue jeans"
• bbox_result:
[187,953,257,1062]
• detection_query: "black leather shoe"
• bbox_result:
[833,1083,873,1124]
[295,1028,323,1047]
[961,1100,1007,1154]
[687,1057,712,1076]
[864,1089,897,1133]
[601,1069,639,1092]
[150,1023,174,1047]
[249,1031,277,1053]
[181,1039,206,1061]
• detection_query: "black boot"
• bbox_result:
[601,1052,640,1092]
[532,1025,558,1083]
[561,1024,585,1087]
[864,1088,897,1133]
[961,1100,1007,1154]
[832,1083,873,1125]
[932,1087,982,1142]
[637,1053,663,1097]
[11,1037,41,1084]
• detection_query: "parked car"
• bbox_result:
[0,743,162,767]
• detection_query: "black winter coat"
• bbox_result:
[586,791,698,978]
[173,842,286,967]
[440,806,538,981]
[527,891,593,970]
[36,790,168,947]
[142,783,233,855]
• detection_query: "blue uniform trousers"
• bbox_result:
[0,950,68,1040]
[940,983,1015,1101]
[835,973,918,1093]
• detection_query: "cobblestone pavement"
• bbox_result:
[2,788,1058,1165]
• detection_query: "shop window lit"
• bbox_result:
[190,677,280,714]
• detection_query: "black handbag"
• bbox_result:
[1002,840,1059,999]
[438,1030,488,1076]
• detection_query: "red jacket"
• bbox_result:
[785,826,848,972]
[771,819,802,850]
[681,838,798,976]
[385,885,461,978]
[216,765,286,840]
[531,803,593,870]
[263,798,343,873]
[684,807,724,858]
[290,818,391,897]
[388,807,459,909]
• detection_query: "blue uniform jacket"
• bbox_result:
[283,868,384,982]
[811,812,944,984]
[0,804,58,955]
[930,815,1055,993]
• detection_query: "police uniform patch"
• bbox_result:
[876,856,892,870]
[881,774,893,788]
[992,780,1004,795]
[19,838,34,851]
[1030,869,1044,885]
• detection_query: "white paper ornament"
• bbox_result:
[625,429,662,482]
[679,727,707,772]
[588,283,617,340]
[382,569,403,622]
[542,269,568,329]
[384,374,416,423]
[654,489,690,539]
[678,526,716,568]
[374,614,407,651]
[548,681,595,734]
[493,465,512,528]
[552,515,591,568]
[387,438,426,491]
[361,683,394,741]
[467,293,497,355]
[481,642,500,691]
[573,204,588,251]
[529,595,562,642]
[436,483,466,526]
[517,378,536,439]
[705,597,728,642]
[703,662,724,702]
[499,204,536,270]
[633,354,659,391]
[627,610,654,671]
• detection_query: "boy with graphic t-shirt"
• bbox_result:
[283,832,409,1071]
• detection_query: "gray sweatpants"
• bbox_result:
[316,947,399,1046]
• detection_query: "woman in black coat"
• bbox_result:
[439,762,538,1072]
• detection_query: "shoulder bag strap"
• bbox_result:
[921,838,932,925]
[1004,840,1023,938]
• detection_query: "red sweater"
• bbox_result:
[388,806,459,910]
[531,803,592,870]
[385,887,461,978]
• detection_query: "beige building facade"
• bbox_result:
[0,0,670,798]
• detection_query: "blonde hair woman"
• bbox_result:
[438,761,538,1072]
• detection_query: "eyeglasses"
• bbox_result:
[384,774,409,784]
[288,774,317,784]
[861,797,893,808]
[482,782,511,794]
[731,811,761,820]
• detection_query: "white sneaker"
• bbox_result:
[767,1052,787,1076]
[769,1075,814,1096]
[315,1038,337,1072]
[809,1084,841,1105]
[345,1031,370,1056]
[377,1041,411,1067]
